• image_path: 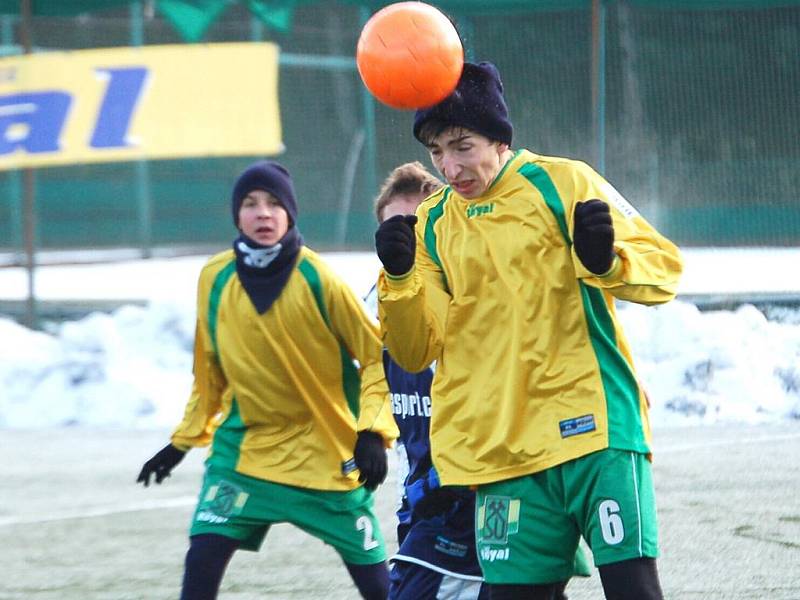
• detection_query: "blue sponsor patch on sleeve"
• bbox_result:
[559,414,596,438]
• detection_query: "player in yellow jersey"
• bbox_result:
[372,162,591,600]
[374,62,683,600]
[138,160,398,600]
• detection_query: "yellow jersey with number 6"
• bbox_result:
[378,149,682,486]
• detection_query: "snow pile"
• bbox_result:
[1,298,798,429]
[619,301,800,426]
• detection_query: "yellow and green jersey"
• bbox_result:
[377,149,683,486]
[173,247,398,491]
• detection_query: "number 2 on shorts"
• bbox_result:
[356,515,379,550]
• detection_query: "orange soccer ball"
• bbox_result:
[356,2,464,111]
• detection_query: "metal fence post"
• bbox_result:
[591,0,607,175]
[131,1,153,258]
[359,6,377,226]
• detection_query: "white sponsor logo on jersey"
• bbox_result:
[601,182,639,219]
[196,510,228,524]
[391,392,432,419]
[480,547,511,562]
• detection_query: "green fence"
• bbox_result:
[0,1,798,254]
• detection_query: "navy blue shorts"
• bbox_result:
[389,560,487,600]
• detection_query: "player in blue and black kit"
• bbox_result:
[368,162,485,599]
[369,162,590,600]
[383,353,486,600]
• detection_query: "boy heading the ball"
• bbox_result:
[370,161,591,600]
[374,61,683,600]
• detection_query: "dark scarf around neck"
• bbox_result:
[233,227,304,314]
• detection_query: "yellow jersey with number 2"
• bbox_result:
[173,247,398,491]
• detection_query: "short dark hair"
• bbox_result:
[416,123,475,148]
[374,162,442,223]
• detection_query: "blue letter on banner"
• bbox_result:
[90,66,148,149]
[0,92,71,155]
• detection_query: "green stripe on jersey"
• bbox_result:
[517,162,570,242]
[208,259,237,360]
[209,396,245,471]
[298,257,361,420]
[578,283,644,449]
[518,161,643,450]
[423,187,451,292]
[206,260,244,471]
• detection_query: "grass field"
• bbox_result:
[2,424,799,599]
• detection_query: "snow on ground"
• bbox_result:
[0,249,798,429]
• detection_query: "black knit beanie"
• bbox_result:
[413,61,513,146]
[231,160,298,227]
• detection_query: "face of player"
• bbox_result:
[238,190,290,246]
[380,192,426,223]
[426,128,510,199]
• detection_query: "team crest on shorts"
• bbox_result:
[202,480,249,518]
[477,495,520,545]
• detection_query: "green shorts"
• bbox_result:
[476,448,659,584]
[189,466,387,565]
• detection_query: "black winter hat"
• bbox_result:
[413,61,513,146]
[231,160,298,227]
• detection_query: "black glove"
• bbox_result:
[375,214,417,276]
[353,430,387,491]
[136,443,186,487]
[573,199,615,275]
[406,466,462,519]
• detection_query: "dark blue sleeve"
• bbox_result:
[383,349,434,488]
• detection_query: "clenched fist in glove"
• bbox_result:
[573,199,616,275]
[375,214,417,276]
[136,443,186,486]
[354,430,388,491]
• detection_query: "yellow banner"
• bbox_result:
[0,42,282,170]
